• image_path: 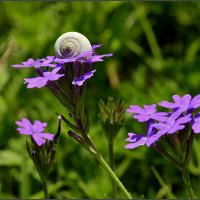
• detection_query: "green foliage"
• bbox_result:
[1,2,200,199]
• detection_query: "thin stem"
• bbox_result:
[95,154,132,199]
[182,169,196,199]
[184,132,195,168]
[75,117,97,152]
[109,141,117,198]
[109,142,114,171]
[42,146,48,199]
[43,154,48,199]
[41,178,48,199]
[154,145,182,171]
[171,134,183,161]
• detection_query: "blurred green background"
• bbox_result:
[1,2,200,199]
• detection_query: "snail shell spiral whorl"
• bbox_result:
[54,32,92,58]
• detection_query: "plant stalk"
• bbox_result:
[41,176,48,199]
[182,169,196,199]
[95,154,132,199]
[109,141,117,198]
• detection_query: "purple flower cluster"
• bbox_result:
[12,45,112,88]
[16,118,54,146]
[125,94,200,149]
[24,67,65,88]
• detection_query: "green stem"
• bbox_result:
[108,141,117,198]
[170,134,183,161]
[182,169,196,199]
[154,145,182,171]
[95,154,132,199]
[75,133,131,199]
[184,133,195,168]
[42,178,48,199]
[109,142,114,170]
[41,147,48,199]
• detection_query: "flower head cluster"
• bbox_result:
[125,94,200,149]
[13,39,112,152]
[12,45,112,88]
[16,118,54,146]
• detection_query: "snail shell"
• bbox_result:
[54,32,92,58]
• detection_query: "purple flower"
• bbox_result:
[159,94,200,116]
[192,113,200,133]
[188,94,200,109]
[159,94,191,109]
[125,133,147,149]
[24,67,65,88]
[12,44,112,88]
[125,110,192,149]
[72,70,96,86]
[147,114,192,146]
[12,57,56,68]
[54,45,112,65]
[126,104,168,122]
[125,121,157,149]
[89,54,113,62]
[125,94,200,152]
[16,118,54,146]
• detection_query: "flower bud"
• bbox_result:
[99,97,125,142]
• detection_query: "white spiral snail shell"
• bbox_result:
[54,32,92,58]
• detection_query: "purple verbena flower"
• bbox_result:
[12,57,56,68]
[72,70,96,86]
[147,114,192,146]
[192,113,200,133]
[159,94,200,116]
[125,114,192,149]
[125,133,147,149]
[159,94,191,110]
[125,95,195,149]
[188,94,200,109]
[24,67,65,88]
[16,118,54,146]
[89,53,113,62]
[54,45,112,65]
[125,121,157,149]
[126,104,168,122]
[12,44,112,88]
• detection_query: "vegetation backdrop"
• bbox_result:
[0,2,200,199]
